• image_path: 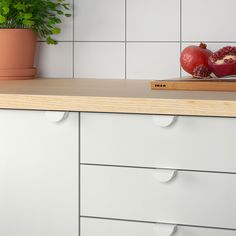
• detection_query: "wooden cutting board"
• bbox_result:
[151,78,236,92]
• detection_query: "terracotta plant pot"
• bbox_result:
[0,29,37,80]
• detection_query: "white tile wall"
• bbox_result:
[127,0,180,41]
[127,43,180,80]
[74,42,125,79]
[36,43,73,78]
[74,0,125,41]
[36,0,236,79]
[182,0,236,42]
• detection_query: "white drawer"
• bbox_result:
[81,217,236,236]
[81,113,236,172]
[81,165,236,229]
[0,110,78,236]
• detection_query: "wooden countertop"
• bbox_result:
[0,78,235,117]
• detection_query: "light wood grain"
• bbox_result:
[0,78,235,117]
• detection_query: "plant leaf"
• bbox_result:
[2,6,9,15]
[52,27,61,35]
[23,13,32,20]
[23,19,34,26]
[0,15,6,24]
[46,36,57,45]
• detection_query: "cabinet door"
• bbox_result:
[0,110,79,236]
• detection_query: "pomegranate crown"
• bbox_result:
[199,42,207,49]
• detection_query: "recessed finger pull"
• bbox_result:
[45,111,69,123]
[152,115,177,128]
[153,223,177,236]
[152,169,177,183]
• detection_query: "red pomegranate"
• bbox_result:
[180,43,213,76]
[208,46,236,77]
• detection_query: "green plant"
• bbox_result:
[0,0,71,44]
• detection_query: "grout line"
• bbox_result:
[72,0,75,79]
[37,40,236,44]
[75,41,180,43]
[80,162,236,176]
[80,216,236,232]
[124,0,127,80]
[182,41,236,43]
[180,0,182,78]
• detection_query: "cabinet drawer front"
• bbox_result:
[81,165,236,229]
[81,217,236,236]
[81,113,236,172]
[0,110,79,236]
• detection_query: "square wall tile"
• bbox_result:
[127,0,180,41]
[181,42,236,77]
[75,0,125,41]
[74,42,125,79]
[127,43,180,80]
[182,0,236,41]
[36,42,73,78]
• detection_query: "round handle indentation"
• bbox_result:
[152,115,177,128]
[152,169,177,183]
[45,111,69,123]
[153,223,177,236]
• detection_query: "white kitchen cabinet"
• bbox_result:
[0,78,235,235]
[0,110,79,236]
[81,164,236,229]
[81,217,236,236]
[81,112,236,173]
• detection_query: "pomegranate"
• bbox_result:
[208,46,236,77]
[180,43,213,76]
[193,65,211,79]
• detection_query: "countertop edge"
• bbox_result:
[0,94,235,117]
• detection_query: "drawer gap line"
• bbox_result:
[80,215,236,232]
[80,163,236,175]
